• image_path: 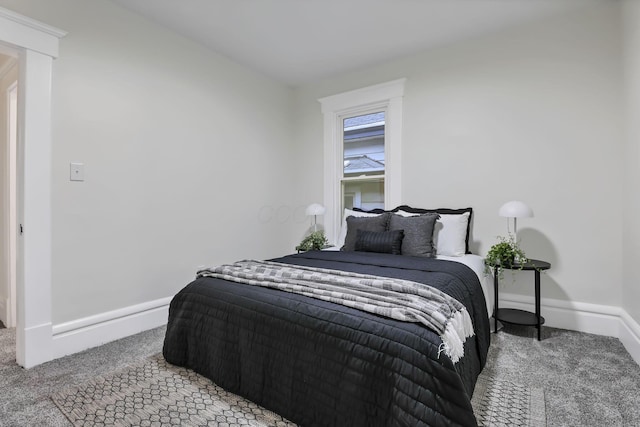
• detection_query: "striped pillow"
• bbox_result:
[354,229,405,255]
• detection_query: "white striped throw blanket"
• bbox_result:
[197,260,475,363]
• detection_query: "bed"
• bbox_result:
[163,207,491,427]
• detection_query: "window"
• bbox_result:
[319,79,405,245]
[342,111,385,211]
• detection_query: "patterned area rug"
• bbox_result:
[51,354,295,427]
[472,376,546,427]
[52,353,545,426]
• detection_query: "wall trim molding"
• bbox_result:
[0,6,66,58]
[38,291,640,367]
[0,7,65,368]
[0,7,66,39]
[318,78,406,245]
[51,297,172,359]
[620,310,640,367]
[501,292,640,365]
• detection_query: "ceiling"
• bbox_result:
[110,0,605,86]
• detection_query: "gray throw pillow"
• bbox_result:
[342,213,390,251]
[389,213,440,257]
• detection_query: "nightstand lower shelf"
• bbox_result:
[495,308,545,327]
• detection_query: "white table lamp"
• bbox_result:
[306,203,326,232]
[498,200,533,244]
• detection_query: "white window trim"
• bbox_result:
[318,78,405,245]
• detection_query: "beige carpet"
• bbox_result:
[52,353,544,427]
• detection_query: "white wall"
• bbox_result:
[294,3,624,309]
[0,0,297,325]
[623,1,640,327]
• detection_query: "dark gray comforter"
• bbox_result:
[163,251,490,427]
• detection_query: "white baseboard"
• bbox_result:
[51,297,172,359]
[19,321,53,368]
[619,310,640,366]
[46,292,640,368]
[501,292,640,366]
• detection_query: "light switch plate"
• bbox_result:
[70,162,84,181]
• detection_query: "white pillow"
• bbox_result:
[337,208,381,248]
[396,211,470,256]
[433,212,470,256]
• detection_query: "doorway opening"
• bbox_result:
[1,51,17,331]
[7,77,18,328]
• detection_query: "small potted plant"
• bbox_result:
[484,234,528,279]
[296,231,329,252]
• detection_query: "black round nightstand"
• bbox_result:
[492,259,551,341]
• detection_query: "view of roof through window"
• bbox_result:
[343,112,385,130]
[343,112,385,176]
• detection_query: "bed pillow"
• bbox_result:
[352,205,473,253]
[337,208,382,249]
[393,206,473,254]
[433,212,470,257]
[354,229,404,255]
[396,211,470,257]
[342,214,390,251]
[388,213,439,257]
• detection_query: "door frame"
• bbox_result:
[0,6,65,368]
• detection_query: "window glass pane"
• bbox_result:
[342,178,384,211]
[343,112,385,178]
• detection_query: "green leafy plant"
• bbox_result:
[484,234,529,279]
[296,231,329,252]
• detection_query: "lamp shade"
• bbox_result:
[498,201,533,218]
[305,203,326,216]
